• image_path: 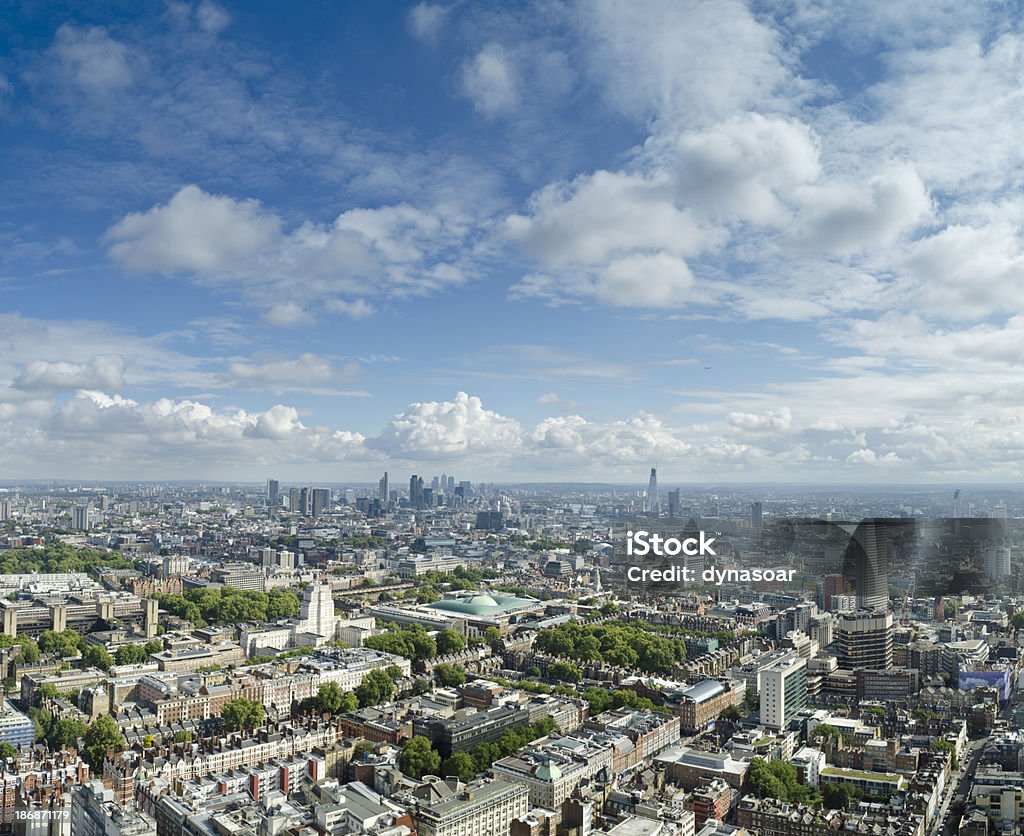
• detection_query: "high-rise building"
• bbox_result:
[297,580,335,641]
[843,519,893,611]
[266,479,279,508]
[311,488,330,517]
[668,489,681,518]
[837,610,893,671]
[750,502,763,538]
[646,468,659,515]
[410,475,424,509]
[72,504,92,532]
[987,546,1011,583]
[759,656,807,730]
[288,487,302,513]
[0,500,9,521]
[447,476,455,494]
[378,472,389,503]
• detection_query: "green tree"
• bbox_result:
[114,644,148,666]
[399,735,441,778]
[434,663,467,687]
[355,668,395,708]
[547,661,581,682]
[822,783,853,810]
[482,626,503,650]
[50,718,88,748]
[441,751,478,782]
[83,715,124,770]
[719,704,743,723]
[222,697,265,731]
[436,630,466,655]
[144,639,163,655]
[0,741,17,759]
[583,687,614,713]
[747,758,801,802]
[811,723,842,741]
[37,629,82,658]
[82,645,113,672]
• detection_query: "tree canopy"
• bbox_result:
[83,715,124,770]
[534,622,686,674]
[355,668,395,708]
[0,544,137,575]
[364,623,437,661]
[155,587,300,627]
[222,697,265,731]
[400,735,441,778]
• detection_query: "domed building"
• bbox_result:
[424,591,545,636]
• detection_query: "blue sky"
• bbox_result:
[3,0,1024,482]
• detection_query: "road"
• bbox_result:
[930,738,985,836]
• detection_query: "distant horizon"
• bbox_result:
[2,478,1023,492]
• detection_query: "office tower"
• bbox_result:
[759,656,807,730]
[311,488,330,517]
[288,487,302,513]
[987,546,1011,583]
[410,475,424,509]
[837,610,893,670]
[0,500,9,521]
[821,574,846,611]
[431,476,440,493]
[447,476,455,493]
[667,489,680,518]
[422,488,433,508]
[260,547,276,567]
[459,481,472,498]
[646,468,659,515]
[842,519,893,611]
[72,504,92,531]
[378,472,389,502]
[266,478,279,508]
[750,502,763,538]
[440,473,447,494]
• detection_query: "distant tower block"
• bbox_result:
[144,598,159,638]
[1,604,16,638]
[50,604,67,633]
[646,468,659,515]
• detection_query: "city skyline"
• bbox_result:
[4,2,1024,481]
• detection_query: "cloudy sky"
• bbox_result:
[2,0,1024,483]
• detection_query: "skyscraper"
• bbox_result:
[646,468,659,515]
[288,487,302,513]
[842,519,896,612]
[667,489,680,518]
[410,475,424,509]
[266,479,279,508]
[72,504,92,531]
[750,502,763,538]
[379,472,389,503]
[311,488,330,517]
[837,610,893,671]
